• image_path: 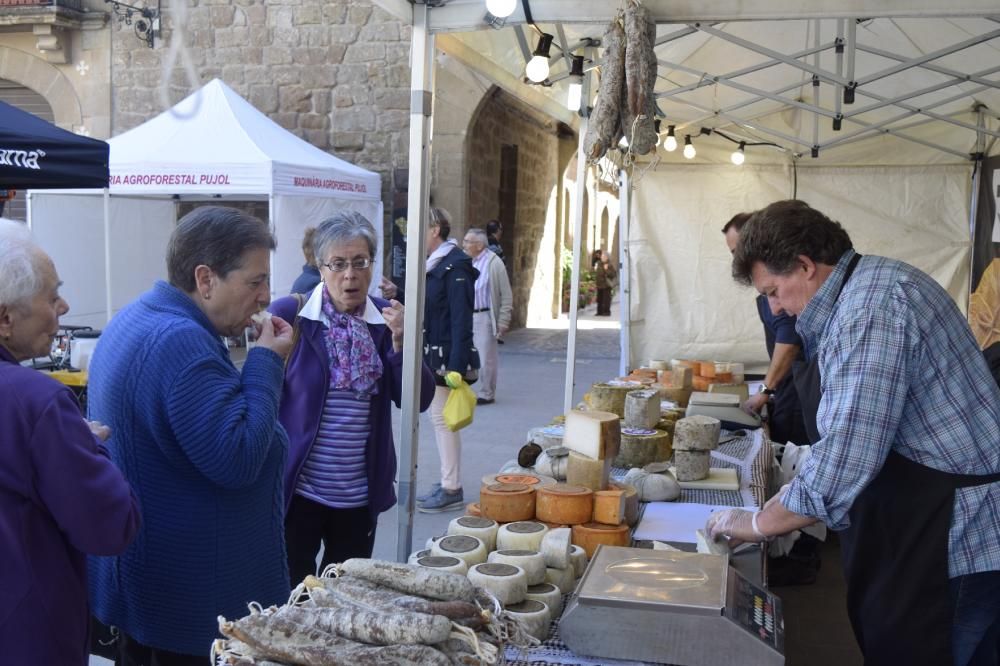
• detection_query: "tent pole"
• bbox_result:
[103,188,112,324]
[968,106,986,298]
[396,1,433,563]
[268,195,275,302]
[618,168,630,376]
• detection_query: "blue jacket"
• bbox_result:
[270,291,436,519]
[290,264,321,295]
[0,346,139,666]
[88,281,290,656]
[424,244,479,381]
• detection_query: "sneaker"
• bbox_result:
[417,486,464,513]
[476,397,495,405]
[416,483,441,503]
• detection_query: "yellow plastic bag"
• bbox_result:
[443,371,476,432]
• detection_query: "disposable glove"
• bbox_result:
[706,508,767,546]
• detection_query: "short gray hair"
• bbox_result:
[312,211,378,263]
[465,228,488,245]
[0,218,42,310]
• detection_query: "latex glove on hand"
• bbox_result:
[706,508,767,547]
[742,392,770,416]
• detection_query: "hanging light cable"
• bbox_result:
[566,55,584,112]
[731,141,746,165]
[683,134,696,159]
[525,33,554,83]
[485,0,517,18]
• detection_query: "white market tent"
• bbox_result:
[29,78,383,327]
[370,0,1000,559]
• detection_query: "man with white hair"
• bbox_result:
[462,227,512,405]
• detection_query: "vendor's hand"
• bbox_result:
[382,299,405,351]
[379,276,398,300]
[255,314,294,360]
[742,392,770,415]
[706,508,763,547]
[87,420,111,442]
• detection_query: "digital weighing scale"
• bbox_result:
[685,391,762,430]
[560,546,784,666]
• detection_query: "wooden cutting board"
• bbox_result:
[668,466,740,491]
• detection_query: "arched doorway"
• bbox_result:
[0,78,56,220]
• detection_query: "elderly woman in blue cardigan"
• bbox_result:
[270,211,435,584]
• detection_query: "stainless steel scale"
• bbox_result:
[560,546,784,666]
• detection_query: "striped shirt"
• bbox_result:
[784,249,1000,578]
[472,250,493,311]
[295,389,371,509]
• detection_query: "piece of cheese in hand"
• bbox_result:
[250,310,272,325]
[563,409,621,461]
[695,528,731,556]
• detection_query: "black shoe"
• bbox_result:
[476,397,495,405]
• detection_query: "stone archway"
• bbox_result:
[0,46,82,129]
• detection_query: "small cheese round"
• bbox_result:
[504,599,552,641]
[525,582,564,617]
[571,522,631,558]
[416,555,468,575]
[467,562,528,605]
[569,544,588,578]
[481,472,557,489]
[535,484,594,525]
[466,502,482,517]
[496,521,549,552]
[545,565,577,594]
[488,549,546,585]
[425,535,445,550]
[432,534,488,568]
[448,516,499,551]
[540,527,572,569]
[479,483,536,523]
[407,548,431,565]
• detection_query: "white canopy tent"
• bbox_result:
[29,78,383,327]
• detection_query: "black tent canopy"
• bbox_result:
[0,101,109,190]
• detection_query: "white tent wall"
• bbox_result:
[628,163,972,369]
[271,195,384,297]
[29,194,175,328]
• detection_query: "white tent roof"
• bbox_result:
[108,78,381,199]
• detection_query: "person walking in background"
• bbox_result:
[594,249,617,316]
[290,226,321,294]
[0,219,140,666]
[486,219,505,264]
[269,212,436,585]
[462,227,512,406]
[417,207,479,513]
[88,207,294,664]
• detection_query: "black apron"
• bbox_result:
[793,253,1000,665]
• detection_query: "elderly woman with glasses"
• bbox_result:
[270,211,435,583]
[0,219,140,665]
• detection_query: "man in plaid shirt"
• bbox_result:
[708,200,1000,666]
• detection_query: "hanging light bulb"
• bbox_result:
[618,135,629,150]
[731,141,746,165]
[566,55,584,112]
[485,0,517,18]
[663,124,678,152]
[525,33,554,83]
[683,135,696,159]
[653,119,662,146]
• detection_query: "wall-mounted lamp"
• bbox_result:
[566,55,584,112]
[683,135,696,159]
[105,0,160,48]
[731,142,746,165]
[485,0,517,18]
[663,124,677,152]
[525,33,554,83]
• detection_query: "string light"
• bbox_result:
[525,33,554,83]
[731,141,746,165]
[683,135,696,159]
[566,55,584,112]
[663,125,677,152]
[485,0,517,18]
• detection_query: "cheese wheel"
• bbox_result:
[488,549,546,585]
[539,527,572,569]
[586,382,639,416]
[535,484,594,525]
[692,375,712,392]
[539,521,569,530]
[466,502,482,517]
[563,409,621,460]
[571,522,631,558]
[482,472,557,489]
[407,548,431,565]
[672,366,694,388]
[615,428,672,468]
[425,535,445,550]
[625,389,662,430]
[565,451,611,492]
[673,415,722,451]
[479,483,536,523]
[608,482,640,526]
[648,359,670,371]
[525,582,564,618]
[545,565,577,594]
[569,544,588,578]
[416,555,469,575]
[653,384,692,408]
[467,562,528,605]
[448,516,499,551]
[674,450,711,481]
[592,489,626,526]
[496,521,549,552]
[528,424,565,449]
[504,599,552,641]
[432,535,488,568]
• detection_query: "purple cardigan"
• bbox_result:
[0,346,140,665]
[270,294,435,519]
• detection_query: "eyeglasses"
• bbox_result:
[322,257,372,272]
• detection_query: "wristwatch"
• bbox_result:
[759,384,777,396]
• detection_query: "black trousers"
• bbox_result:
[596,287,612,315]
[116,631,204,666]
[285,494,376,586]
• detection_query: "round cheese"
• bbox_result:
[496,521,549,552]
[466,502,482,517]
[673,415,722,451]
[545,565,577,594]
[673,450,711,481]
[448,516,499,551]
[479,483,536,523]
[407,548,431,565]
[425,535,445,550]
[569,544,588,578]
[540,527,572,569]
[525,582,564,618]
[481,472,557,489]
[504,599,552,641]
[614,428,672,468]
[571,522,631,558]
[467,562,528,606]
[488,549,546,585]
[416,555,468,575]
[586,382,638,416]
[432,534,488,568]
[535,484,594,525]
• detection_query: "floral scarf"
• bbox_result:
[321,288,382,396]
